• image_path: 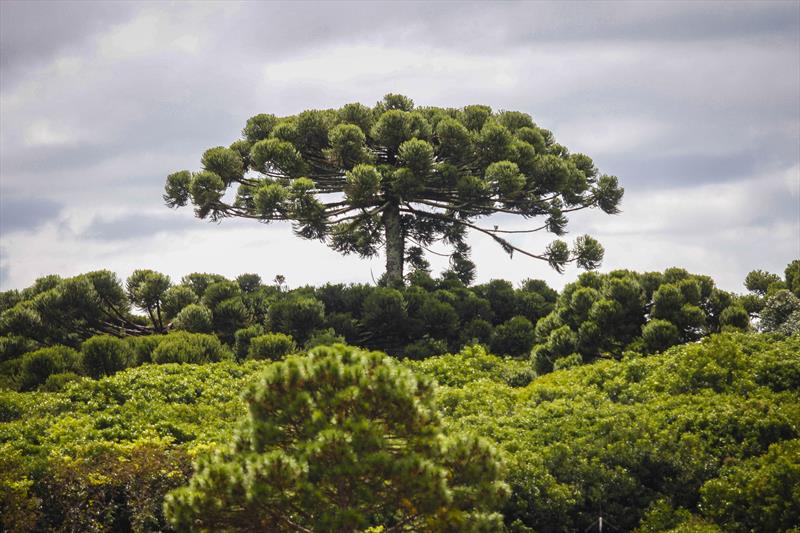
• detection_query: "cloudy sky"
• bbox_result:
[1,0,798,293]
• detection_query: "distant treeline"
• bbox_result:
[0,261,798,391]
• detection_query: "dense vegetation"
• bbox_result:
[1,333,797,531]
[1,261,798,531]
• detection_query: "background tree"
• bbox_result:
[164,94,624,286]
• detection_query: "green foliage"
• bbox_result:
[164,345,507,531]
[268,295,325,344]
[700,439,800,532]
[439,333,800,532]
[785,260,800,297]
[304,327,346,349]
[0,270,148,348]
[642,319,681,354]
[160,285,197,321]
[234,324,265,360]
[407,344,535,388]
[247,333,297,360]
[490,316,536,358]
[125,334,164,365]
[20,345,81,391]
[171,303,213,333]
[40,372,84,392]
[80,335,133,378]
[151,332,233,364]
[0,445,41,532]
[362,287,408,346]
[127,269,171,331]
[0,332,797,532]
[760,289,800,334]
[39,439,193,532]
[744,269,784,295]
[531,268,749,373]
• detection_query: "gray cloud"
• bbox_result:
[0,1,136,84]
[80,212,199,241]
[0,1,797,292]
[0,196,63,234]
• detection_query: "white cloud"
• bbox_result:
[553,116,671,156]
[23,120,77,147]
[262,44,517,90]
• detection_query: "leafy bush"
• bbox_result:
[80,335,133,378]
[441,333,800,532]
[19,346,81,391]
[40,372,84,392]
[403,336,449,359]
[268,295,325,344]
[719,305,749,331]
[160,285,198,321]
[0,335,36,363]
[760,289,800,334]
[303,328,345,349]
[490,316,535,358]
[233,324,264,360]
[642,319,681,353]
[172,303,213,333]
[39,439,192,532]
[125,334,164,365]
[407,344,535,388]
[700,439,800,532]
[151,332,232,364]
[531,268,748,373]
[247,333,297,360]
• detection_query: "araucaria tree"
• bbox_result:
[164,94,623,286]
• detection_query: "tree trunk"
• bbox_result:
[383,202,404,287]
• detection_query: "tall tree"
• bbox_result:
[164,94,623,286]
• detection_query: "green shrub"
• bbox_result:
[19,346,80,391]
[269,296,325,344]
[719,305,750,331]
[40,372,84,392]
[361,288,407,342]
[40,439,192,532]
[0,359,22,389]
[247,333,296,360]
[490,316,535,358]
[125,335,164,365]
[460,318,493,346]
[403,337,448,359]
[760,289,800,333]
[642,319,681,353]
[304,328,345,350]
[160,285,198,321]
[81,335,133,378]
[233,324,265,360]
[0,335,36,363]
[0,445,41,532]
[172,303,213,333]
[700,439,800,531]
[211,297,250,343]
[407,344,534,388]
[151,332,232,364]
[553,353,582,371]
